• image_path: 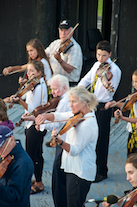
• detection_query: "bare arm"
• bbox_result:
[54,52,75,73]
[3,64,27,76]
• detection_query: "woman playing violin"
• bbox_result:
[102,153,137,207]
[106,70,137,155]
[35,86,98,207]
[3,38,52,83]
[10,60,48,194]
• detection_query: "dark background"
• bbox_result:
[0,0,137,101]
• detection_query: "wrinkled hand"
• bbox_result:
[53,51,62,62]
[3,66,13,76]
[35,113,47,125]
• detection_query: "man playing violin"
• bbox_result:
[0,125,34,207]
[102,153,137,207]
[106,70,137,156]
[45,19,83,87]
[78,40,121,182]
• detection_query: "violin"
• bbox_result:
[50,112,84,147]
[0,154,14,178]
[114,91,137,124]
[96,62,114,92]
[15,96,61,127]
[116,188,137,207]
[57,39,73,54]
[8,78,40,109]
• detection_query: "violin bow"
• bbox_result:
[32,115,94,125]
[0,68,26,77]
[86,58,117,90]
[49,23,79,58]
[106,91,137,109]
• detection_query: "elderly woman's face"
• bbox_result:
[69,95,85,114]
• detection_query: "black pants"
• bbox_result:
[66,173,91,207]
[52,145,67,207]
[25,125,47,182]
[95,102,112,177]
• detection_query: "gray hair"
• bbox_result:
[68,86,98,110]
[48,74,69,90]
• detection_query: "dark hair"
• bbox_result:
[0,98,8,121]
[27,60,45,79]
[96,40,111,53]
[26,38,53,74]
[126,153,137,169]
[0,98,7,113]
[26,38,48,61]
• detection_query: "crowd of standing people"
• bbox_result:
[0,18,136,207]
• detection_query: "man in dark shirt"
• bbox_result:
[0,125,34,207]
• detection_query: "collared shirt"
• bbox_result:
[78,58,121,103]
[45,37,83,82]
[22,77,48,130]
[43,92,71,141]
[41,58,52,81]
[53,111,98,181]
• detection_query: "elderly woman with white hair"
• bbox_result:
[35,86,98,207]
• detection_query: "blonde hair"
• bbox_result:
[68,86,98,110]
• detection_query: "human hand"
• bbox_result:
[54,51,62,62]
[10,95,19,103]
[19,77,27,85]
[3,66,13,76]
[21,113,35,121]
[114,109,123,119]
[105,101,116,109]
[35,113,47,125]
[102,201,111,207]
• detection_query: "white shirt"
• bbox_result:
[45,37,83,82]
[42,92,71,141]
[41,58,52,81]
[22,77,48,130]
[78,58,121,103]
[53,111,98,181]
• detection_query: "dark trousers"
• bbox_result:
[95,102,112,176]
[66,173,91,207]
[25,125,47,182]
[52,145,67,207]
